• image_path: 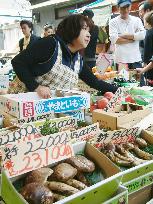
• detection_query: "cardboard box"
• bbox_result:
[0,110,55,128]
[1,142,123,204]
[92,108,150,130]
[58,109,85,121]
[129,184,153,204]
[0,91,90,119]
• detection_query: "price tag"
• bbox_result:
[124,171,153,194]
[15,112,55,125]
[96,54,110,74]
[95,127,139,148]
[134,113,153,130]
[104,87,128,112]
[2,131,74,178]
[0,124,41,147]
[71,123,99,142]
[118,63,128,72]
[33,116,77,131]
[0,75,9,90]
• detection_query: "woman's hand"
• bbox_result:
[35,85,51,99]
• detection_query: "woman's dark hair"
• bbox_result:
[56,14,92,44]
[44,24,53,31]
[145,11,153,27]
[20,20,33,30]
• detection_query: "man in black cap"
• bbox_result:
[82,9,99,70]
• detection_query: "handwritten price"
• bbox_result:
[7,144,72,177]
[95,127,139,148]
[2,131,74,178]
[0,124,40,147]
[71,123,99,142]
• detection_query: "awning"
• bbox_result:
[30,0,70,10]
[69,0,112,13]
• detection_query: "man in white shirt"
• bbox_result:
[109,0,145,72]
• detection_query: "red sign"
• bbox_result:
[23,102,34,117]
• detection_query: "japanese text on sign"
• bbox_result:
[34,95,90,115]
[95,127,139,148]
[33,116,77,131]
[65,110,85,121]
[71,123,99,142]
[0,124,41,147]
[124,172,153,194]
[16,112,54,125]
[2,131,74,178]
[104,88,127,112]
[23,102,34,117]
[0,100,18,114]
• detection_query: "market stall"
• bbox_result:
[0,84,152,204]
[0,1,153,204]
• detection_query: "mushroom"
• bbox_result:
[52,163,77,182]
[25,168,53,184]
[20,182,53,204]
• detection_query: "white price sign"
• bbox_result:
[0,75,9,90]
[2,131,74,178]
[95,127,139,148]
[71,123,100,142]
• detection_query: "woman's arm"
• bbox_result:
[79,64,118,94]
[11,37,56,92]
[138,61,153,74]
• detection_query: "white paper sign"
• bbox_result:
[0,124,41,147]
[95,127,139,148]
[2,131,74,178]
[0,75,9,90]
[96,54,110,74]
[104,87,128,112]
[71,123,100,142]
